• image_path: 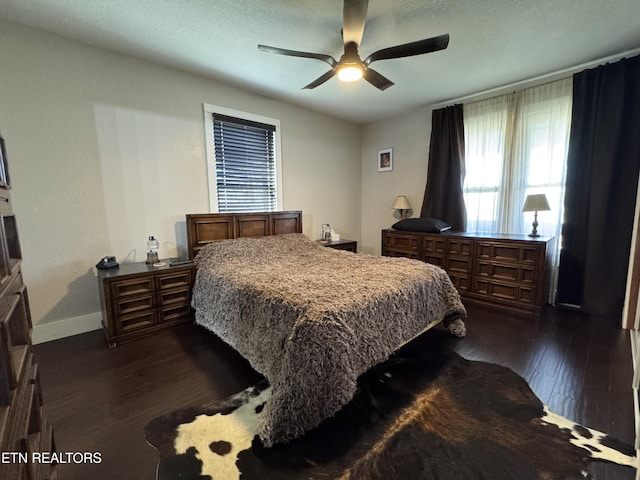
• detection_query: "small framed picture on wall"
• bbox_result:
[377,148,393,172]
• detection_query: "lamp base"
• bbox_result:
[528,213,540,238]
[397,209,410,221]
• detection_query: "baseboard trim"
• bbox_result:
[32,312,103,344]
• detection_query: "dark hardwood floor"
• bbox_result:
[33,303,636,480]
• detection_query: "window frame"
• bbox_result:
[203,103,283,213]
[462,82,571,236]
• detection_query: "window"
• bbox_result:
[203,104,282,213]
[463,78,572,301]
[463,96,508,233]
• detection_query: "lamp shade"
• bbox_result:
[391,195,412,210]
[522,194,550,212]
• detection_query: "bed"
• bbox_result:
[187,211,467,447]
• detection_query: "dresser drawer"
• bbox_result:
[384,233,420,253]
[118,310,158,333]
[111,276,154,298]
[160,304,192,323]
[446,239,472,257]
[155,269,193,291]
[157,287,191,307]
[448,273,471,292]
[423,254,445,267]
[423,237,445,254]
[474,279,536,304]
[114,293,155,317]
[476,242,540,265]
[385,249,420,260]
[446,257,472,275]
[476,261,537,284]
[421,236,444,265]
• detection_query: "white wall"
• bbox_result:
[0,19,361,341]
[360,106,433,255]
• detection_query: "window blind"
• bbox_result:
[212,113,277,213]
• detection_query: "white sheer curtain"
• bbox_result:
[463,94,511,233]
[463,78,573,302]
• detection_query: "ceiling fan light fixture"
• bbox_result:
[337,64,363,82]
[257,1,449,90]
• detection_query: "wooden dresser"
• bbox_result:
[98,261,195,348]
[382,229,553,316]
[0,156,57,477]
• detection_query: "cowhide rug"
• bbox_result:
[145,339,637,480]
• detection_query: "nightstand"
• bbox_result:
[316,239,357,253]
[97,260,195,347]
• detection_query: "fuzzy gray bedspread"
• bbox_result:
[191,233,467,447]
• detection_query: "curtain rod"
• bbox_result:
[432,46,640,109]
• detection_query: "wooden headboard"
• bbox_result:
[186,211,303,260]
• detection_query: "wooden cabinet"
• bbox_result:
[382,229,552,316]
[98,261,195,347]
[0,157,57,479]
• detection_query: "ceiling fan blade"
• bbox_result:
[342,0,368,46]
[364,33,449,65]
[302,70,337,90]
[363,67,394,91]
[258,44,337,68]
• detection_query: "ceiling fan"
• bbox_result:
[257,0,449,91]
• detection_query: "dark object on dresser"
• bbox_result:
[316,238,357,253]
[97,261,195,348]
[382,229,552,316]
[95,255,119,269]
[0,153,57,479]
[392,217,452,233]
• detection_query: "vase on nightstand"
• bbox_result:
[146,235,159,264]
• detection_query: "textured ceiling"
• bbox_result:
[1,0,639,123]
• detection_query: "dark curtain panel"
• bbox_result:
[556,54,640,316]
[420,104,467,231]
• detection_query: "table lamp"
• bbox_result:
[391,195,412,220]
[522,194,550,237]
